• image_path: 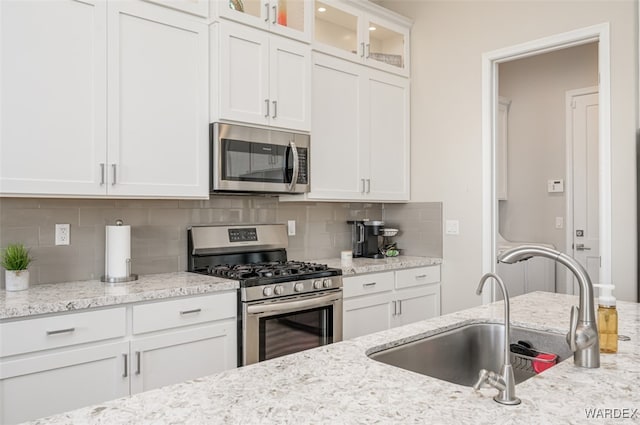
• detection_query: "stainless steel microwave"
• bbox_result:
[211,123,309,194]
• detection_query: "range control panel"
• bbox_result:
[228,228,258,243]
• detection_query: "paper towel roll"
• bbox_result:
[105,224,131,278]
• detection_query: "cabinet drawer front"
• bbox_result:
[395,265,441,289]
[0,308,126,357]
[133,291,236,334]
[343,272,394,299]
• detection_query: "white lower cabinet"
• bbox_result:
[0,341,129,425]
[343,266,441,340]
[0,291,237,424]
[130,291,237,394]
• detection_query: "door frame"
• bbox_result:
[565,86,599,294]
[481,23,611,303]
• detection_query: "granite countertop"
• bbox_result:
[316,255,442,276]
[28,291,640,424]
[0,272,238,320]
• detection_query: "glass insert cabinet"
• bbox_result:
[313,0,410,76]
[218,0,313,41]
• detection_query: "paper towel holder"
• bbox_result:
[101,219,139,284]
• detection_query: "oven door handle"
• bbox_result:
[287,141,299,192]
[246,292,341,315]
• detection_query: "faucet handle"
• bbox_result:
[567,305,579,352]
[472,369,506,391]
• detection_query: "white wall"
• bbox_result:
[498,43,599,291]
[380,0,637,312]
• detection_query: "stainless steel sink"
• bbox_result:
[368,322,573,386]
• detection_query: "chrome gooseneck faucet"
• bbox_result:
[473,273,520,405]
[498,245,600,368]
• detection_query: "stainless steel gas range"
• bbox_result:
[187,224,343,366]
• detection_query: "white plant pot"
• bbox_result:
[5,270,29,291]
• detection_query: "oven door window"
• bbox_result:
[259,306,333,362]
[221,139,288,183]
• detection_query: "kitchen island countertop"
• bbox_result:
[28,291,640,424]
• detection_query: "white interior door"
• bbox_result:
[569,89,599,292]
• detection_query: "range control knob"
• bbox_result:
[313,280,322,289]
[294,283,304,292]
[263,286,273,297]
[323,279,332,288]
[274,285,284,295]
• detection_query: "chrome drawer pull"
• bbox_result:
[415,274,427,279]
[46,327,75,336]
[362,282,377,287]
[180,308,202,315]
[123,353,128,378]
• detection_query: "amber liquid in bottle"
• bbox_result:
[598,305,618,353]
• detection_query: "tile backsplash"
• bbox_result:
[0,197,442,288]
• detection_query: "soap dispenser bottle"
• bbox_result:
[594,284,618,353]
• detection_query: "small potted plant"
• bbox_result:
[1,243,33,291]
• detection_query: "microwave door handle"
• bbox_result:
[287,141,299,192]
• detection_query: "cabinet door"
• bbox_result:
[144,0,209,18]
[343,292,393,340]
[392,285,441,328]
[269,37,310,131]
[217,0,311,42]
[367,69,410,201]
[309,54,368,200]
[0,0,107,196]
[364,15,410,77]
[313,0,363,63]
[219,23,270,126]
[107,2,209,198]
[130,321,237,394]
[0,341,129,425]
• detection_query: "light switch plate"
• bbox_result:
[445,220,459,235]
[547,179,564,193]
[287,220,296,236]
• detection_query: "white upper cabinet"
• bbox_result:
[0,0,107,196]
[218,22,310,131]
[308,53,409,202]
[107,2,209,198]
[309,55,366,199]
[217,0,312,42]
[0,0,209,198]
[143,0,210,17]
[367,68,410,201]
[313,0,411,76]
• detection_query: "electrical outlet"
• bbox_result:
[287,220,296,236]
[55,224,70,246]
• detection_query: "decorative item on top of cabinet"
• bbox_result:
[0,0,209,199]
[295,52,409,202]
[217,21,311,131]
[342,266,441,340]
[313,0,411,77]
[216,0,312,42]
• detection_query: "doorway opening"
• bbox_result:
[481,24,611,303]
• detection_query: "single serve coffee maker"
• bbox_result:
[348,220,385,259]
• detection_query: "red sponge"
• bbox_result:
[532,353,558,373]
